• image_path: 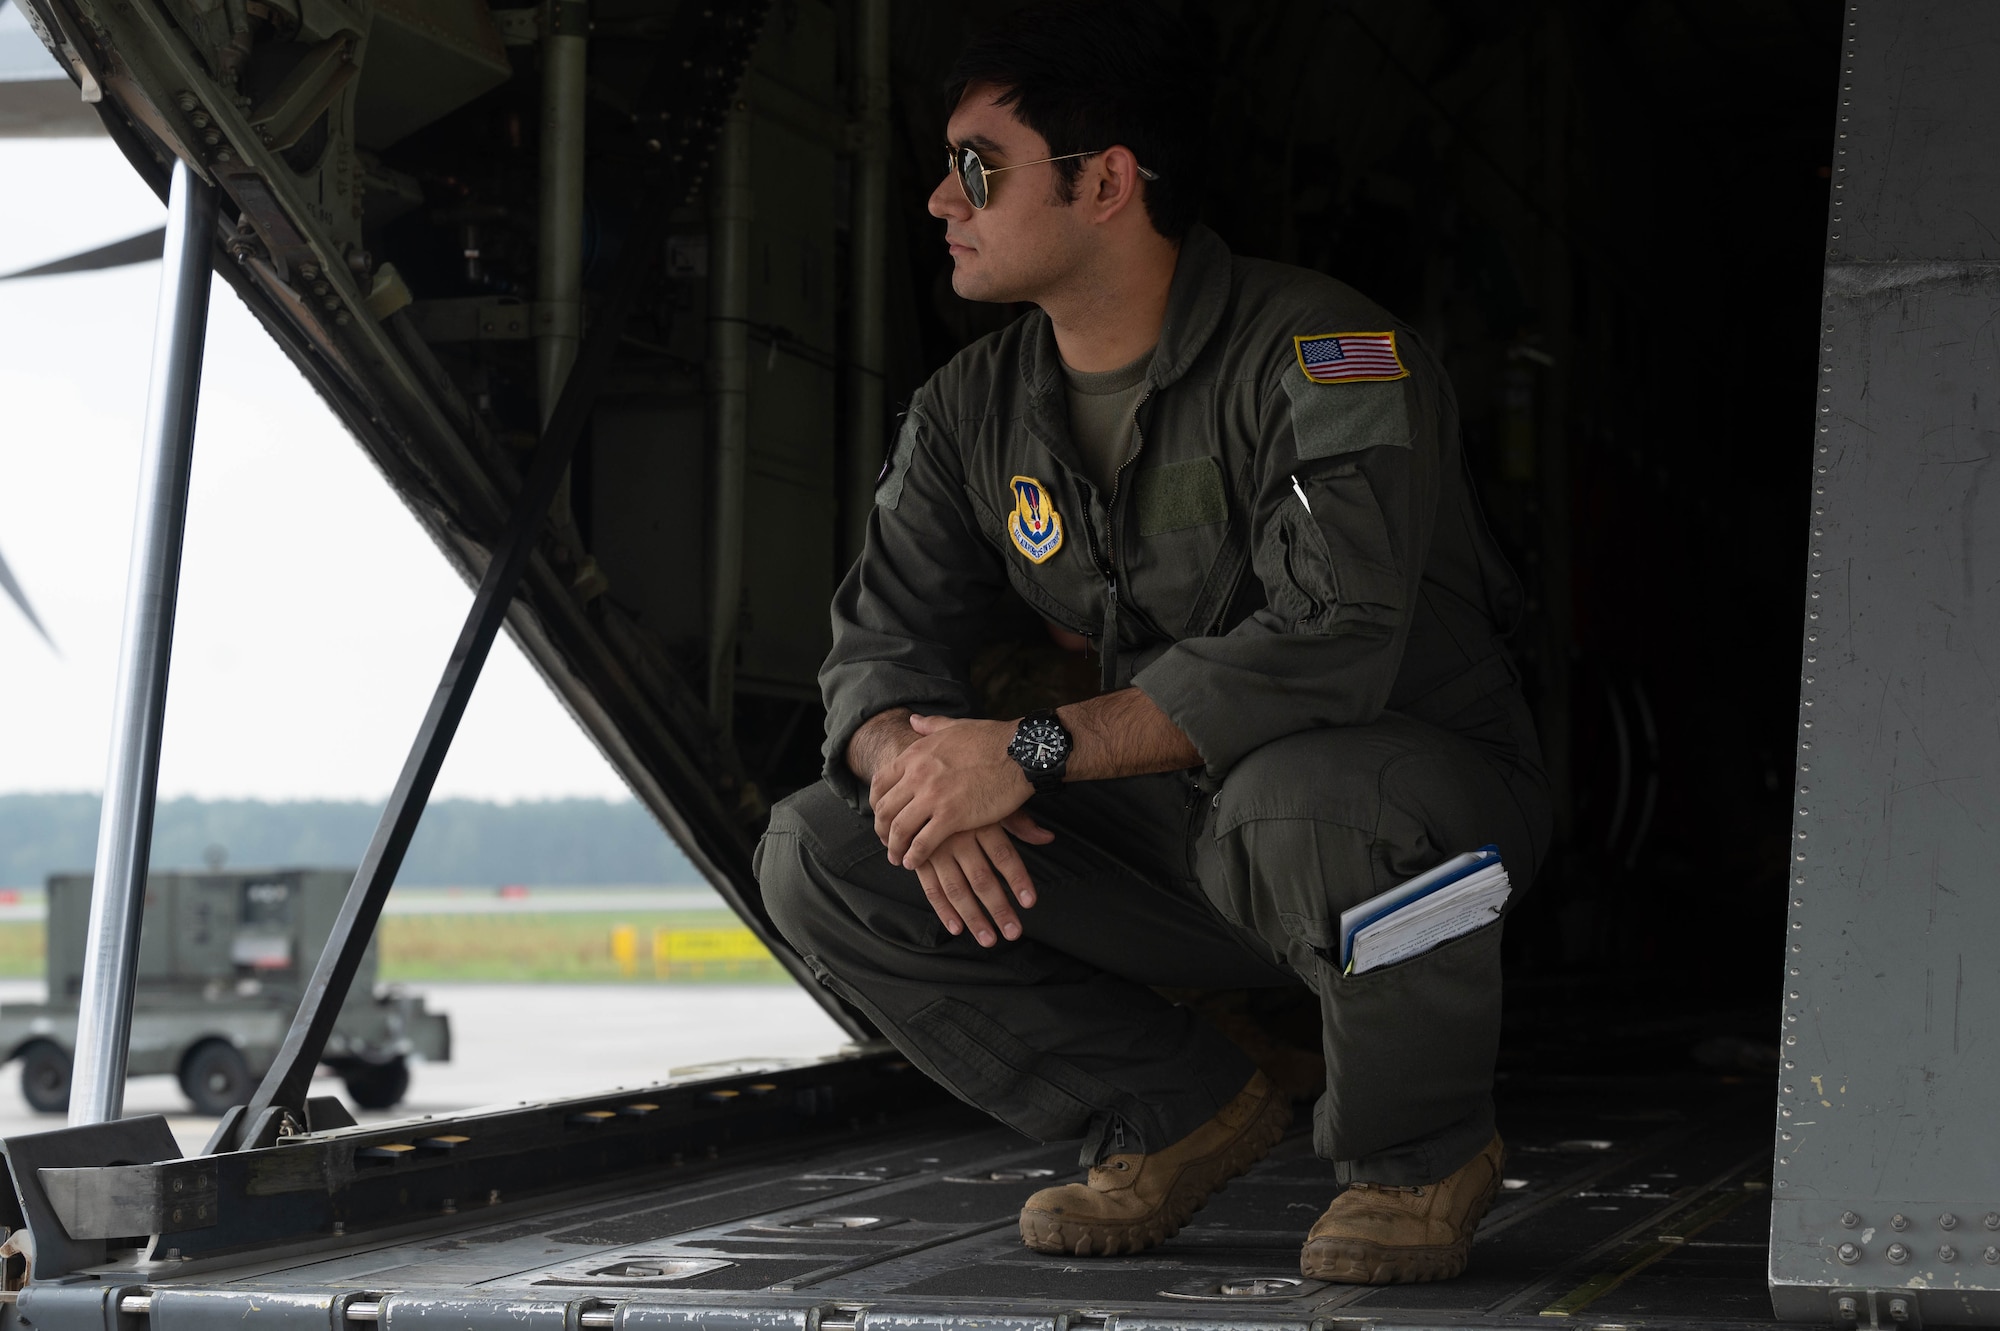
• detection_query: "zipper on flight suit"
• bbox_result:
[1081,389,1153,695]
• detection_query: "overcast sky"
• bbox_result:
[0,138,636,802]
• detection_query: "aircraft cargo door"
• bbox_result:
[1771,3,2000,1323]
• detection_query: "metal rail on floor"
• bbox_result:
[115,1300,615,1326]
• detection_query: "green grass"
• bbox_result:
[0,924,43,978]
[379,910,788,983]
[0,913,793,984]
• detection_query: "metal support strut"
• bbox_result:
[71,158,218,1127]
[217,391,591,1148]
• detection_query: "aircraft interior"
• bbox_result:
[0,1,1863,1324]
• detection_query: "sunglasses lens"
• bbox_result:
[960,149,988,208]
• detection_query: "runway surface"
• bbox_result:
[0,885,729,923]
[0,978,853,1153]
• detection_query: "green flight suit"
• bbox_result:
[755,225,1552,1185]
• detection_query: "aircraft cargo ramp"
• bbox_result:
[0,1053,1785,1331]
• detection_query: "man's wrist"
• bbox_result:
[1007,708,1074,793]
[1050,689,1200,782]
[847,708,915,784]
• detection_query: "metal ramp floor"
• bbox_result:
[80,1072,1780,1331]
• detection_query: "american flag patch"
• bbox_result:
[1294,331,1408,384]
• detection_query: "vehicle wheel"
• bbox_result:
[19,1042,71,1114]
[179,1041,253,1116]
[339,1057,410,1110]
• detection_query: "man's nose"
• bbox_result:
[928,170,967,221]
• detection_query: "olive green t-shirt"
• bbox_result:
[1062,348,1155,495]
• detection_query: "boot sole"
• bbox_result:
[1298,1149,1504,1285]
[1299,1235,1471,1284]
[1019,1090,1292,1257]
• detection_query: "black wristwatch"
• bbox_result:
[1007,709,1073,793]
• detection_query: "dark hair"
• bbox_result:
[944,0,1214,240]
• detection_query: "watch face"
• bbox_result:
[1012,717,1069,773]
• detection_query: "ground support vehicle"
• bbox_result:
[0,871,448,1115]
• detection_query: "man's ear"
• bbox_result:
[1091,145,1146,221]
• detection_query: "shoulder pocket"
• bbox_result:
[1267,502,1338,631]
[1282,374,1414,462]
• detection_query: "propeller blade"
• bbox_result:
[0,542,56,652]
[0,226,164,280]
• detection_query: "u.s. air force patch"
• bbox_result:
[1294,331,1408,384]
[1008,475,1063,563]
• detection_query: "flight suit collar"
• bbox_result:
[1146,223,1234,390]
[1018,225,1234,480]
[1020,223,1234,401]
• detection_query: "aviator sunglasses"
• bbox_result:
[947,144,1159,210]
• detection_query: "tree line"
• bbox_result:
[0,793,702,888]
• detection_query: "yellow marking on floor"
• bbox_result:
[1538,1187,1754,1318]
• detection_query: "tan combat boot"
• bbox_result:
[1299,1132,1504,1283]
[1019,1072,1291,1257]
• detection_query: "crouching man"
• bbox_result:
[755,0,1552,1285]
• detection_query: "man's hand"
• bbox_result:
[850,708,1056,944]
[913,815,1055,946]
[845,689,1201,947]
[872,714,1032,868]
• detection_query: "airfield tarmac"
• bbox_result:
[0,979,853,1153]
[0,885,729,923]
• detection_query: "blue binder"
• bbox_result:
[1338,844,1504,971]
